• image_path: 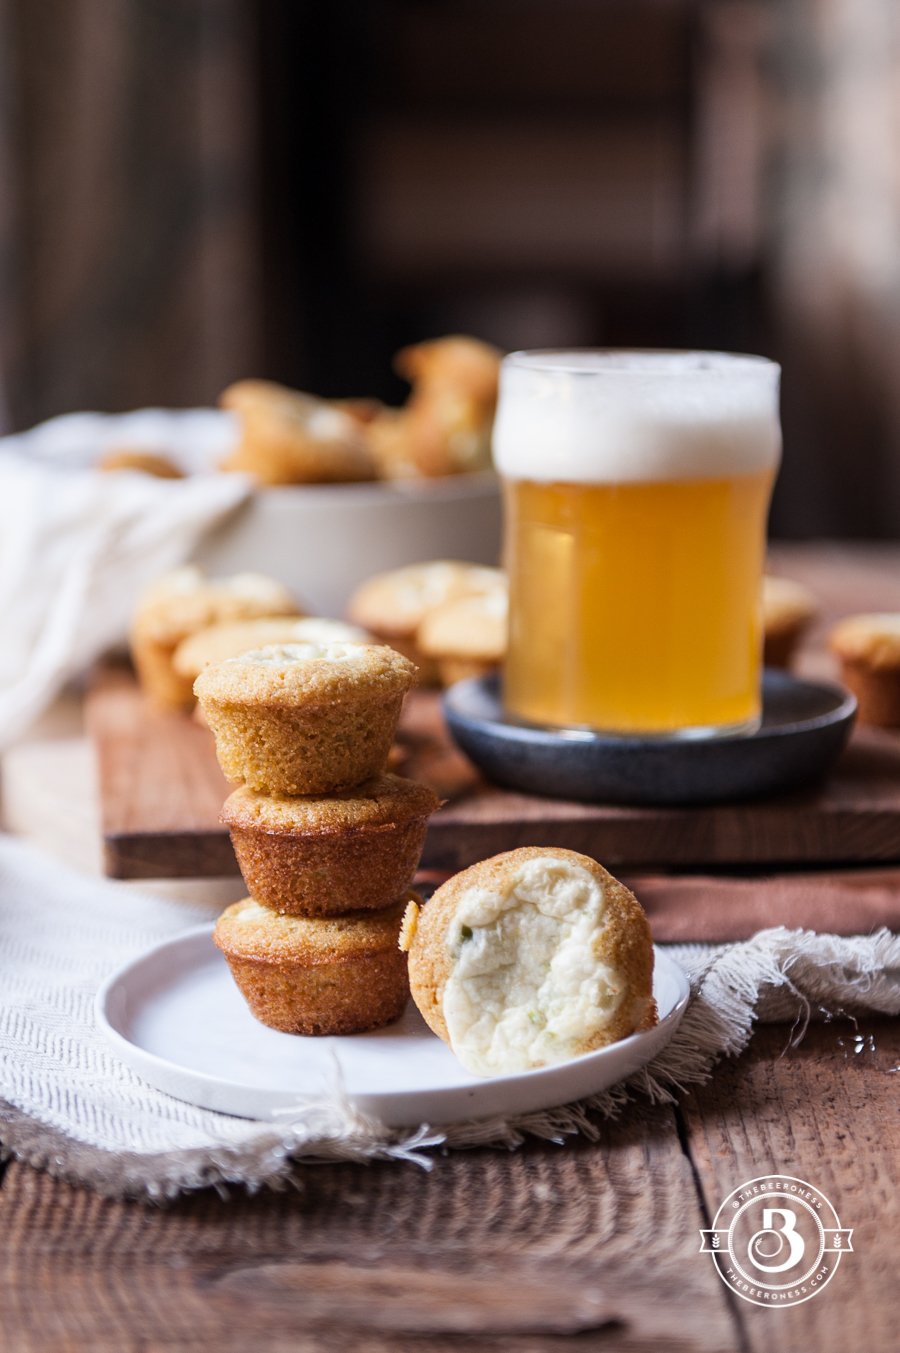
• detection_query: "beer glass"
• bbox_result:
[494,351,781,737]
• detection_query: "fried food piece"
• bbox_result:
[332,397,384,426]
[99,448,184,479]
[220,379,376,485]
[367,337,502,479]
[394,336,503,407]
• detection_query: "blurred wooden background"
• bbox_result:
[2,0,899,539]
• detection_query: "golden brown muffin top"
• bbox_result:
[763,575,818,638]
[131,566,299,645]
[830,613,900,670]
[194,641,416,706]
[222,773,440,835]
[215,894,414,964]
[174,616,370,680]
[347,561,503,638]
[405,847,655,1076]
[417,586,508,662]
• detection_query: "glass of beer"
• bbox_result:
[494,351,781,738]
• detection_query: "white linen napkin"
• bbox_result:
[0,832,897,1199]
[0,410,248,747]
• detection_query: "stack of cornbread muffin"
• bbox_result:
[194,641,439,1035]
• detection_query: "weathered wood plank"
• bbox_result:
[86,663,900,881]
[679,1019,900,1353]
[85,545,900,881]
[0,1105,739,1352]
[85,663,236,878]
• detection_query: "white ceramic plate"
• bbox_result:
[96,927,689,1127]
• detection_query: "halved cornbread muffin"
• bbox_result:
[403,847,656,1077]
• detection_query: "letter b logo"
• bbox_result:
[701,1175,850,1307]
[748,1207,805,1273]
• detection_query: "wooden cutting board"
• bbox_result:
[86,661,900,880]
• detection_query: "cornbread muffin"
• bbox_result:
[418,585,508,685]
[215,895,413,1034]
[99,448,184,478]
[830,614,900,727]
[130,566,301,709]
[219,379,376,485]
[403,847,657,1078]
[195,641,416,794]
[763,575,818,669]
[347,561,503,678]
[222,774,440,915]
[173,616,371,684]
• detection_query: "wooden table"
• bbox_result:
[1,1020,896,1351]
[1,544,899,1352]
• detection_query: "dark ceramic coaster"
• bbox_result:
[443,670,856,806]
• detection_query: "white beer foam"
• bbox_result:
[492,351,781,483]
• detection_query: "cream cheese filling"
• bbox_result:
[226,640,369,666]
[441,857,627,1076]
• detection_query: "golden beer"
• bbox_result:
[494,352,781,737]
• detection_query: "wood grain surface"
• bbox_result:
[1,1019,895,1352]
[86,664,236,879]
[86,667,900,880]
[86,544,900,880]
[681,1017,900,1353]
[5,545,898,1350]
